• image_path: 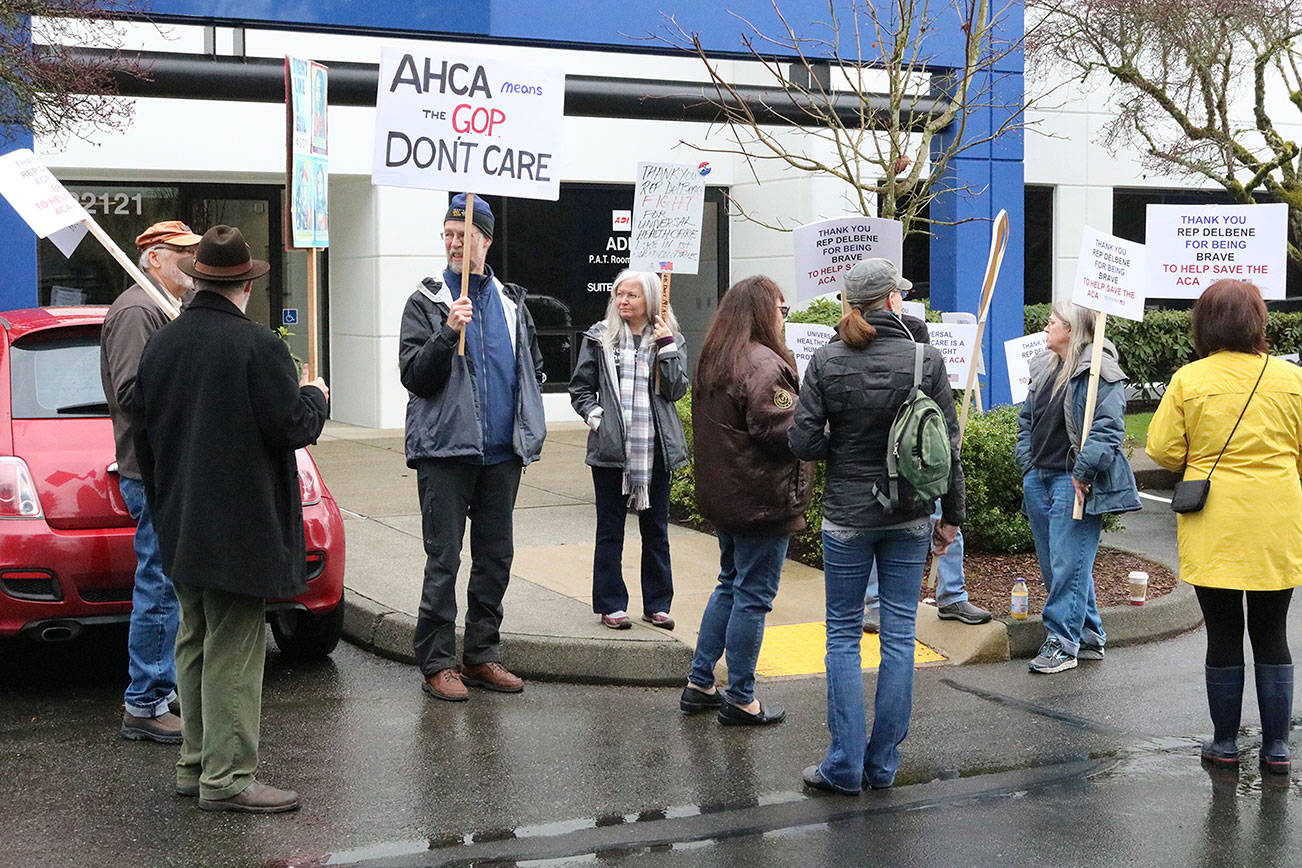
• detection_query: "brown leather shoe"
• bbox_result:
[422,668,469,702]
[120,710,183,744]
[198,780,300,814]
[460,661,524,693]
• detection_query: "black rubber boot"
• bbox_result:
[1255,663,1294,774]
[1201,665,1244,766]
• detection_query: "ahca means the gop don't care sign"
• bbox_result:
[372,49,564,201]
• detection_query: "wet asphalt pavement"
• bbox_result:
[2,616,1300,867]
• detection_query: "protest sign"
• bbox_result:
[1004,332,1049,404]
[1072,227,1145,320]
[0,148,88,238]
[784,323,836,382]
[1146,203,1287,299]
[0,148,176,318]
[372,48,564,201]
[629,162,706,274]
[792,216,902,305]
[901,300,925,320]
[286,56,329,249]
[926,322,978,388]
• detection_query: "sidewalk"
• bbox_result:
[312,421,1201,685]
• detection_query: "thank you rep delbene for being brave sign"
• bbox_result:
[372,49,564,201]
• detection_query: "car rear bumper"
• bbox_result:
[0,495,347,639]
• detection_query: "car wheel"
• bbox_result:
[271,590,345,660]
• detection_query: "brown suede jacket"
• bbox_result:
[691,343,813,535]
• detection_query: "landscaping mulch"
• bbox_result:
[947,547,1177,617]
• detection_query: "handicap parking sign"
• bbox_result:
[282,308,298,325]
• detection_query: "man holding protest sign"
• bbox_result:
[101,220,202,744]
[399,192,547,702]
[135,225,329,812]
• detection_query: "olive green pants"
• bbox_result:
[173,581,266,801]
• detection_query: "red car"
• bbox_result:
[0,306,346,658]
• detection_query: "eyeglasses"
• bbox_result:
[778,304,791,319]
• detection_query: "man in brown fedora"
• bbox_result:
[101,220,201,745]
[134,224,329,813]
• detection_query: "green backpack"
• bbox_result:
[874,343,952,511]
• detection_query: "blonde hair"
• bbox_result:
[1051,301,1097,394]
[599,269,680,348]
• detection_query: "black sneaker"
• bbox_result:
[680,685,724,714]
[937,601,992,624]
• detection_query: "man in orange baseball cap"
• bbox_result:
[100,219,202,745]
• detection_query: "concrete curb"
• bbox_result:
[343,590,692,687]
[1003,578,1202,659]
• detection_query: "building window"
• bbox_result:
[1024,185,1053,305]
[483,183,728,390]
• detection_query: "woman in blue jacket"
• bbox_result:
[1016,303,1140,674]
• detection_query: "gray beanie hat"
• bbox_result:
[842,258,912,305]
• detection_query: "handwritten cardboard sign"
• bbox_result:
[1004,332,1050,404]
[926,322,978,387]
[0,148,88,238]
[784,322,836,382]
[792,216,903,304]
[1072,227,1146,321]
[629,162,706,274]
[1145,203,1287,299]
[372,49,564,200]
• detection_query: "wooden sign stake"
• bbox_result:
[83,217,179,320]
[655,272,671,393]
[1072,311,1109,520]
[305,247,320,377]
[928,209,1008,590]
[457,192,476,356]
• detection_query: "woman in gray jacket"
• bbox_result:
[569,270,689,630]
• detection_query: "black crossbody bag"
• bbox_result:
[1170,356,1269,514]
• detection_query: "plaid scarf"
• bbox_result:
[617,322,655,511]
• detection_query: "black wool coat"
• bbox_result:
[134,291,329,599]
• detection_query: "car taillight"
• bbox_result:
[0,457,43,518]
[298,467,321,506]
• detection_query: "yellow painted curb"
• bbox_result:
[755,621,947,677]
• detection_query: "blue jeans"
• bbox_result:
[1022,469,1105,656]
[865,508,967,609]
[687,532,789,706]
[820,520,930,792]
[118,476,179,718]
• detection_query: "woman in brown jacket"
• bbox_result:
[680,275,812,726]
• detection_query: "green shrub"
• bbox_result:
[958,405,1033,553]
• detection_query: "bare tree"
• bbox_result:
[663,0,1027,237]
[1028,0,1302,262]
[0,1,144,144]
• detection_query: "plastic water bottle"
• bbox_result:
[1010,578,1029,620]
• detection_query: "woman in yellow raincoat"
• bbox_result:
[1147,279,1302,774]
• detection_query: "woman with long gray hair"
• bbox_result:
[569,270,688,630]
[1015,302,1140,674]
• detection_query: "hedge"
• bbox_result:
[1026,303,1302,399]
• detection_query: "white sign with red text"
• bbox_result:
[1004,332,1050,404]
[1145,203,1286,299]
[629,162,706,274]
[372,49,564,200]
[792,216,903,304]
[1072,227,1147,321]
[0,149,88,238]
[925,322,978,387]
